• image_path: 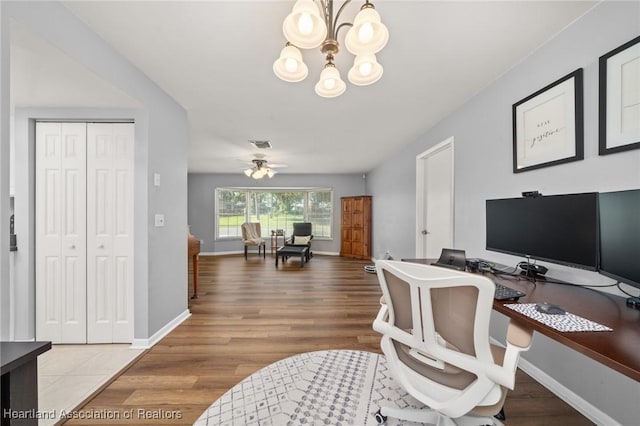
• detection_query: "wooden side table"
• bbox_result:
[270,229,285,255]
[188,230,201,299]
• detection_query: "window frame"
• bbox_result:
[215,187,333,241]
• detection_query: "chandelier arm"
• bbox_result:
[316,0,332,35]
[334,22,353,40]
[332,0,352,39]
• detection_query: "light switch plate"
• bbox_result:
[153,173,161,187]
[154,214,165,227]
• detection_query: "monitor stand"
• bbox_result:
[518,263,548,277]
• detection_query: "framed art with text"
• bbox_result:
[512,69,583,173]
[599,35,640,155]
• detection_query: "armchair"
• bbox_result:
[285,222,313,260]
[373,260,533,426]
[241,222,266,259]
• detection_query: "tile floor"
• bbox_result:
[38,344,145,426]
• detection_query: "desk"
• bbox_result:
[403,259,640,382]
[1,341,52,426]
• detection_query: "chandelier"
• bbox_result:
[244,159,277,179]
[273,0,389,98]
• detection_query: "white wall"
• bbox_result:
[367,2,639,424]
[4,2,190,341]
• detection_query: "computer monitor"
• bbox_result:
[486,192,599,271]
[598,189,640,290]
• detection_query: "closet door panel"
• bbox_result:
[87,123,134,343]
[36,122,87,343]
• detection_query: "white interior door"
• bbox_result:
[36,122,134,344]
[36,122,87,343]
[416,138,454,259]
[87,123,134,343]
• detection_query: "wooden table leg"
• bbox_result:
[191,254,199,299]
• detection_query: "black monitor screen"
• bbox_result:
[486,193,598,270]
[599,189,640,289]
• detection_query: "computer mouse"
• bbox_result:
[535,302,566,315]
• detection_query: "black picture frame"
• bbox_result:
[599,35,640,156]
[512,69,584,173]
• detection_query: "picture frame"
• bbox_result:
[599,35,640,155]
[512,69,583,173]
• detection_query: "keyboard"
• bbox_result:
[494,283,526,301]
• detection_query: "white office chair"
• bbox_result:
[373,260,533,426]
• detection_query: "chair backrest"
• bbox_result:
[373,260,532,419]
[241,222,262,241]
[292,222,312,237]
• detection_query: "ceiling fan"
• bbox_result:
[243,156,287,179]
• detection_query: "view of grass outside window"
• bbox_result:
[216,188,333,239]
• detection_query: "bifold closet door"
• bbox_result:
[36,122,134,344]
[87,123,134,343]
[36,122,88,344]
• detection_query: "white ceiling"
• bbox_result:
[10,1,596,174]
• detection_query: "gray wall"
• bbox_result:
[0,4,10,339]
[188,173,366,254]
[367,2,640,424]
[4,1,189,340]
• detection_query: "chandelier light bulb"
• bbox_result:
[345,6,389,55]
[315,64,346,98]
[324,78,336,90]
[273,44,308,82]
[348,54,383,86]
[282,0,327,49]
[359,61,372,76]
[297,12,314,35]
[358,22,374,44]
[244,168,253,177]
[285,57,298,73]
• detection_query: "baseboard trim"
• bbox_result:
[489,337,620,426]
[516,357,620,425]
[199,250,341,257]
[130,309,191,350]
[200,250,242,256]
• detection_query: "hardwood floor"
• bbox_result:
[65,255,594,425]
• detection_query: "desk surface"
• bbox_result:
[402,259,640,382]
[1,341,52,375]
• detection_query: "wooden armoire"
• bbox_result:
[340,196,372,259]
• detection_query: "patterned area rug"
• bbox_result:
[194,350,430,426]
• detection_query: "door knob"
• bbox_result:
[421,230,429,235]
[98,244,104,249]
[70,245,75,249]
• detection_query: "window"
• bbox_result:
[216,188,333,239]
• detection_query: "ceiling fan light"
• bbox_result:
[273,44,308,82]
[244,168,254,177]
[266,169,276,178]
[283,0,327,49]
[348,54,383,86]
[345,6,389,55]
[315,64,346,98]
[252,168,267,179]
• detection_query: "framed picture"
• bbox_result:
[599,35,640,155]
[512,69,583,173]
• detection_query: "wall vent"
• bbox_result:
[249,140,272,149]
